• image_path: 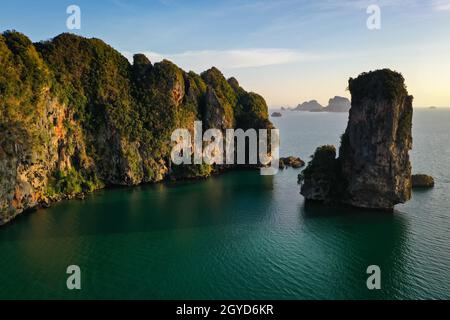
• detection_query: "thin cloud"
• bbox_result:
[123,48,334,72]
[433,0,450,11]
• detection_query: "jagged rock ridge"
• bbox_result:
[0,31,272,225]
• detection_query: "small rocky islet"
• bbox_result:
[412,174,435,188]
[279,156,305,169]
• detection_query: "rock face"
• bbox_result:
[294,100,323,112]
[0,31,272,225]
[300,69,413,210]
[412,174,434,188]
[324,96,351,112]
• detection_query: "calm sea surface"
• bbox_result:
[0,109,449,299]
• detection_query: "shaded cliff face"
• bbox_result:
[300,69,413,210]
[0,31,272,225]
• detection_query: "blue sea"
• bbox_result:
[0,108,449,299]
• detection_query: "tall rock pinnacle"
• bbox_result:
[300,69,413,210]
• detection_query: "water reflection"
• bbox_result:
[300,201,410,299]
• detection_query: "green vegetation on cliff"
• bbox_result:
[348,68,408,102]
[298,145,341,201]
[0,31,51,150]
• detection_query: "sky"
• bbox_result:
[1,0,449,107]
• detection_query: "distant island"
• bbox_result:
[293,96,351,112]
[325,96,352,112]
[294,100,323,111]
[271,112,282,117]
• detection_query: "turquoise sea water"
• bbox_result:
[0,109,449,299]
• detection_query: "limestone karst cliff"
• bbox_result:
[300,69,413,210]
[0,31,272,225]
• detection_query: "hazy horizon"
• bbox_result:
[269,105,450,110]
[1,0,449,107]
